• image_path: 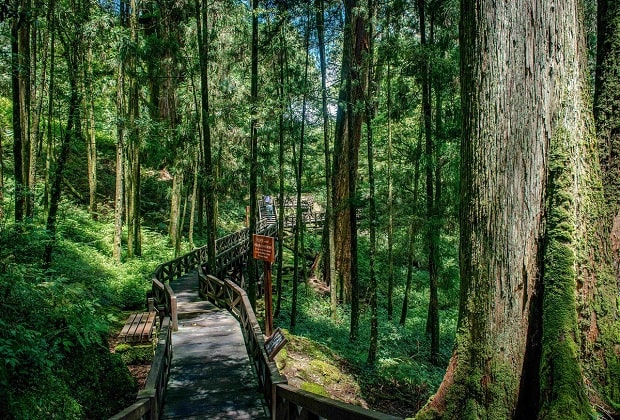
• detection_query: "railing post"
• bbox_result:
[170,294,178,331]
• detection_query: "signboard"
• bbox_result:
[265,328,287,360]
[253,234,275,263]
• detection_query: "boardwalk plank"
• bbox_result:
[161,271,268,419]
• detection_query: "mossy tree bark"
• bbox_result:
[417,0,615,417]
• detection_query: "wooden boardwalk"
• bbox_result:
[161,271,269,419]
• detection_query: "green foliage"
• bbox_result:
[0,200,175,418]
[114,343,154,364]
[60,345,137,419]
[274,268,457,415]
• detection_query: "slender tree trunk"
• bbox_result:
[419,0,612,416]
[248,0,259,308]
[0,126,4,222]
[366,0,378,365]
[275,29,286,318]
[188,154,198,250]
[20,0,31,220]
[400,134,421,326]
[43,3,55,213]
[86,45,97,220]
[196,0,216,273]
[315,0,338,321]
[44,31,81,268]
[113,18,125,263]
[386,22,394,321]
[126,0,141,258]
[11,7,24,224]
[418,0,440,365]
[291,6,311,332]
[170,169,183,257]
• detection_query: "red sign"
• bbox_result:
[253,234,275,263]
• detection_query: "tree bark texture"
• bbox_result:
[332,0,368,303]
[418,0,614,417]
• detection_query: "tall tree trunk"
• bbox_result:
[418,0,440,365]
[315,0,338,321]
[386,9,394,321]
[275,27,286,318]
[11,4,24,224]
[400,134,422,326]
[170,169,183,257]
[85,45,97,220]
[43,2,55,213]
[28,5,42,221]
[0,126,4,222]
[248,0,259,308]
[419,0,614,417]
[188,153,198,250]
[126,0,141,258]
[593,0,620,410]
[20,0,31,220]
[291,6,311,332]
[196,0,216,274]
[332,0,368,305]
[44,23,82,268]
[366,0,378,365]
[113,66,124,262]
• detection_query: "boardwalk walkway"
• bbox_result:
[161,271,269,419]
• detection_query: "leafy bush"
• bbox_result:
[114,343,154,364]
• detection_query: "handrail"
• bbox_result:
[273,384,400,420]
[199,273,287,408]
[199,273,400,420]
[150,211,277,331]
[110,317,173,420]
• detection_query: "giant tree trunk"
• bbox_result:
[418,0,615,417]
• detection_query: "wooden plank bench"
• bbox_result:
[118,312,156,343]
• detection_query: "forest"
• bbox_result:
[0,0,618,418]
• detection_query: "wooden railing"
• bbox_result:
[150,214,276,331]
[199,273,287,410]
[109,317,173,420]
[199,274,401,420]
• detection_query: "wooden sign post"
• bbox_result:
[253,234,275,336]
